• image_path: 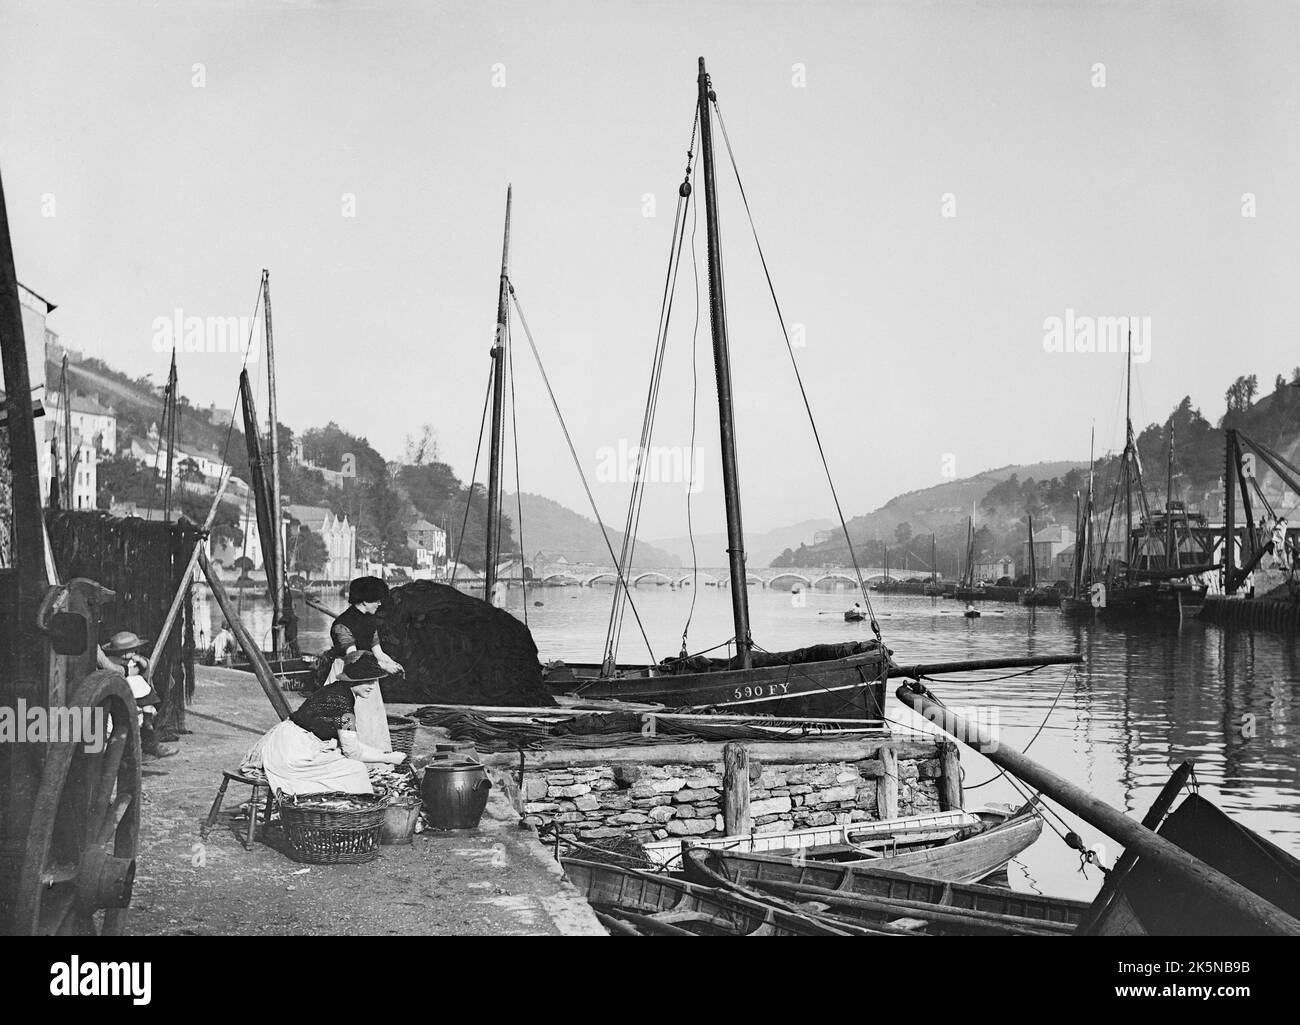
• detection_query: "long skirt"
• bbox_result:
[242,720,372,796]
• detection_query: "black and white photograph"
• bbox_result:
[0,0,1297,996]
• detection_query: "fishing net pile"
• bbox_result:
[378,581,554,707]
[45,510,202,736]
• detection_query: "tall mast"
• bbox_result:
[162,350,177,521]
[1028,513,1036,590]
[263,269,285,653]
[484,186,511,602]
[1166,426,1175,571]
[1124,333,1134,581]
[698,57,752,667]
[931,533,936,586]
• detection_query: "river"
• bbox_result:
[215,582,1300,903]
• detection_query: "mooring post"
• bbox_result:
[937,740,963,811]
[723,742,751,835]
[876,745,899,820]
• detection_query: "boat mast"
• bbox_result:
[1166,427,1178,571]
[1028,513,1036,590]
[931,534,936,586]
[1124,334,1134,582]
[697,57,752,667]
[484,186,511,603]
[263,269,285,654]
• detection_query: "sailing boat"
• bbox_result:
[1021,512,1060,607]
[1096,341,1211,621]
[954,510,984,601]
[1061,431,1098,616]
[538,60,1079,717]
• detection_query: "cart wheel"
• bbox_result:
[13,670,142,935]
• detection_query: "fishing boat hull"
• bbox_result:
[684,848,1089,935]
[1084,793,1300,936]
[1097,581,1207,622]
[561,858,862,935]
[644,804,1041,882]
[543,645,890,719]
[1021,588,1061,607]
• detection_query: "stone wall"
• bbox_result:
[518,752,944,843]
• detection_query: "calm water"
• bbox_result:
[216,583,1300,902]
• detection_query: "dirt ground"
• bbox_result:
[127,666,605,936]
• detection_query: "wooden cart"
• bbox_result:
[0,164,141,935]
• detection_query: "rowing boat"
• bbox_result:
[561,858,881,935]
[641,803,1042,883]
[683,847,1089,936]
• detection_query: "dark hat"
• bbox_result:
[342,651,385,684]
[102,631,148,655]
[347,576,390,604]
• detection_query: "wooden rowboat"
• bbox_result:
[683,848,1090,936]
[641,803,1043,883]
[561,858,882,935]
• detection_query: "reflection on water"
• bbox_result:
[216,583,1300,902]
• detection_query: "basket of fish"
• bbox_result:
[276,791,387,864]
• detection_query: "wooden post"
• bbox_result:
[199,549,290,720]
[876,745,899,820]
[937,740,963,811]
[723,742,751,835]
[148,470,232,679]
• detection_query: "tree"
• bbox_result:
[894,521,913,544]
[233,555,255,579]
[292,528,329,578]
[96,455,159,509]
[404,425,440,466]
[1225,374,1259,414]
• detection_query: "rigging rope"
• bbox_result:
[449,365,495,584]
[508,328,528,623]
[680,143,704,654]
[507,282,658,663]
[607,119,699,668]
[709,96,883,643]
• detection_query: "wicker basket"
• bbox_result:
[277,791,387,865]
[387,715,418,756]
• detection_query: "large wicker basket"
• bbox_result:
[277,791,387,865]
[386,715,418,756]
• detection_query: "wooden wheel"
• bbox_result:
[13,670,142,935]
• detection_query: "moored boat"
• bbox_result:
[644,802,1043,882]
[561,857,876,935]
[683,848,1087,936]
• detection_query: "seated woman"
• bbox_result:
[243,652,405,796]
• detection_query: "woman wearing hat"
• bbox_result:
[319,576,404,751]
[242,652,406,795]
[101,631,175,759]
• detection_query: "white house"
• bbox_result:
[287,503,356,581]
[406,518,448,571]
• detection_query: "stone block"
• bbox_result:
[750,796,792,817]
[673,787,719,803]
[610,812,651,825]
[548,783,591,798]
[665,818,714,836]
[524,802,559,814]
[647,805,677,823]
[574,795,601,812]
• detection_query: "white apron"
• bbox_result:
[241,720,372,796]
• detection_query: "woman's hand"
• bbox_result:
[385,751,407,765]
[378,655,403,675]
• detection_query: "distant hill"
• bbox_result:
[649,518,836,569]
[510,491,681,568]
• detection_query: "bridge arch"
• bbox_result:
[585,572,620,586]
[719,573,766,588]
[812,572,859,590]
[540,573,581,586]
[767,572,812,590]
[632,571,674,587]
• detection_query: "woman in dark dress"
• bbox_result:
[242,653,405,795]
[322,576,404,683]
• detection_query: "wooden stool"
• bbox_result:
[202,770,275,851]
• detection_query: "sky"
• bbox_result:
[3,0,1298,543]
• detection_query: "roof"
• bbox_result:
[407,518,443,534]
[48,390,116,418]
[1030,526,1071,543]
